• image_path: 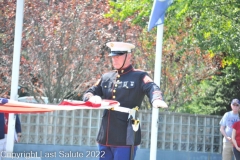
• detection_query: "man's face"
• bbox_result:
[111,54,131,69]
[231,103,240,113]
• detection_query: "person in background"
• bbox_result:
[0,113,21,159]
[18,86,30,97]
[220,98,240,160]
[83,42,168,160]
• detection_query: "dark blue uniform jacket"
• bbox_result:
[0,113,21,139]
[85,65,163,146]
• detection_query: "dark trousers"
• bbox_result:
[233,147,240,160]
[98,144,137,160]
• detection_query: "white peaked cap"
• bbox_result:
[106,42,135,52]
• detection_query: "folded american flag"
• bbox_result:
[0,97,119,113]
[59,99,119,108]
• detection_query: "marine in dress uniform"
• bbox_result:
[83,42,168,160]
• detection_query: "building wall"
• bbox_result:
[18,109,223,155]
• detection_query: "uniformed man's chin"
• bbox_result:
[113,65,120,70]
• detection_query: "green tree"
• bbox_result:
[184,64,240,115]
[169,0,240,114]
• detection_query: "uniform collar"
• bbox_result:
[116,65,133,75]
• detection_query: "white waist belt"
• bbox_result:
[110,106,138,119]
[111,106,131,113]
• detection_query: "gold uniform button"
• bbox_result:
[117,75,120,78]
[117,80,120,82]
[113,90,116,93]
[115,84,118,87]
[104,86,107,88]
[113,96,116,99]
[121,70,124,73]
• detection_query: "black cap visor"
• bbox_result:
[108,51,128,57]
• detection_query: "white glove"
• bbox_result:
[88,95,102,104]
[152,99,168,108]
[83,92,94,101]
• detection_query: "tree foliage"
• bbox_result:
[184,64,240,115]
[0,1,16,97]
[0,0,145,104]
[169,0,240,114]
[170,0,240,64]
